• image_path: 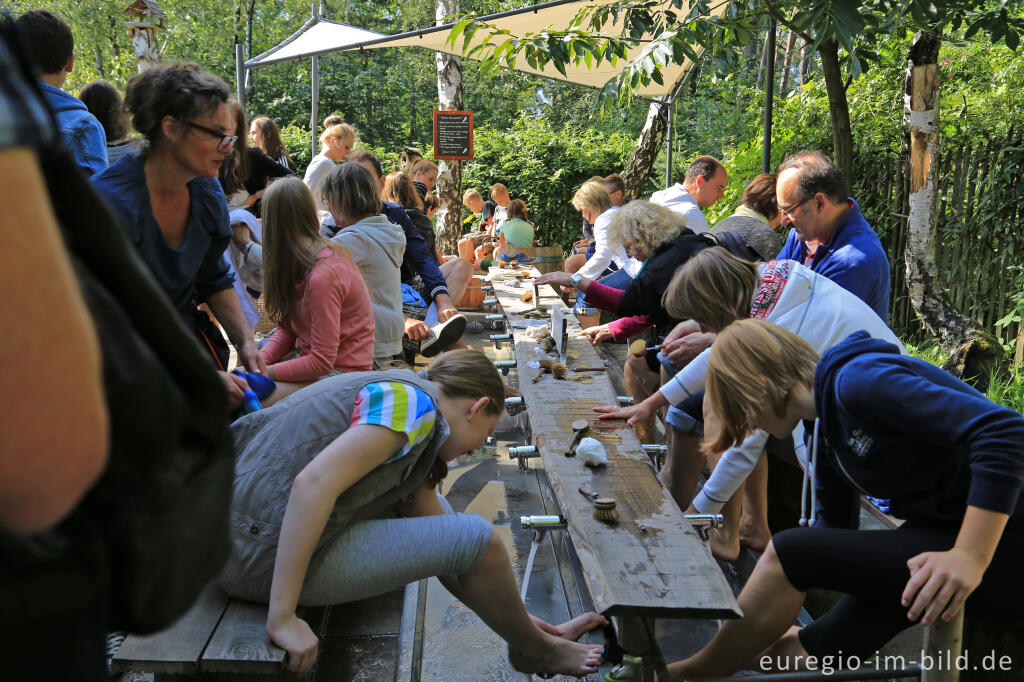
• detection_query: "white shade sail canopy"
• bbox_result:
[247,0,729,99]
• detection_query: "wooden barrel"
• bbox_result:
[494,245,564,274]
[456,275,488,310]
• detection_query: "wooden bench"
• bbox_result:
[488,266,740,679]
[111,583,295,680]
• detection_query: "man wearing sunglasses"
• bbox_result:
[776,151,890,321]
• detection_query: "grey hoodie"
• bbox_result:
[327,213,406,358]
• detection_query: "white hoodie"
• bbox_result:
[657,260,906,514]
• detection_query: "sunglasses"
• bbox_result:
[188,121,238,152]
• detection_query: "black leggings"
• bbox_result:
[772,525,1024,658]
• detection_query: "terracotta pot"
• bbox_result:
[456,275,487,310]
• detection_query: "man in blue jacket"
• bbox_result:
[776,151,889,320]
[15,10,107,175]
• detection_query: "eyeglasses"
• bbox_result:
[188,122,238,152]
[778,196,811,219]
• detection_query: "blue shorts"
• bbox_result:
[666,390,704,436]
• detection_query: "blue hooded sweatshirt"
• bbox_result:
[39,81,107,175]
[812,331,1024,542]
[778,199,890,322]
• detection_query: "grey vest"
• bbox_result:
[219,369,449,601]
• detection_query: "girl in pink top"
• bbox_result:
[259,177,374,404]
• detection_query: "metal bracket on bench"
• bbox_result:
[616,395,635,406]
[684,514,725,542]
[508,444,539,470]
[485,313,506,331]
[641,443,667,470]
[494,359,517,376]
[483,297,500,311]
[504,395,525,415]
[490,333,513,349]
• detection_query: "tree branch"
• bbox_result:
[762,0,813,44]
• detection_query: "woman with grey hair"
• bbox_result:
[319,162,406,363]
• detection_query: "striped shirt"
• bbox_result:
[351,381,438,460]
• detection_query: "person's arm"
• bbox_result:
[76,116,109,175]
[393,208,450,303]
[690,431,772,514]
[576,215,614,280]
[260,326,297,367]
[0,147,108,533]
[607,315,653,342]
[593,346,709,423]
[206,288,265,373]
[265,262,347,382]
[903,506,1009,626]
[267,423,407,674]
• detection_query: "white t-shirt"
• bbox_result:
[576,206,642,280]
[649,184,709,233]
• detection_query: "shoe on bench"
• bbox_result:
[420,313,468,357]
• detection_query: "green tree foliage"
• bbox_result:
[462,116,634,249]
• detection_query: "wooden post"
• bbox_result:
[922,609,964,682]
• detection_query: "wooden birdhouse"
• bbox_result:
[123,0,168,31]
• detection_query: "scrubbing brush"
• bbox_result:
[579,485,619,524]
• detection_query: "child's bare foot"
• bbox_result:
[509,633,604,678]
[739,521,771,553]
[709,525,741,562]
[557,612,608,641]
[530,612,607,641]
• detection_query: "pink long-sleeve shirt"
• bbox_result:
[261,247,374,381]
[583,279,653,341]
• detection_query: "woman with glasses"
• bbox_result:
[92,62,264,402]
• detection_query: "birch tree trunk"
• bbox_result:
[780,31,796,95]
[130,28,160,72]
[620,99,669,198]
[434,0,463,255]
[904,31,1002,388]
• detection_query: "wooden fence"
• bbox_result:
[853,128,1024,346]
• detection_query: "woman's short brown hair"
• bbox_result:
[507,199,528,221]
[740,173,779,220]
[322,162,382,223]
[662,247,760,332]
[705,319,818,454]
[382,171,421,209]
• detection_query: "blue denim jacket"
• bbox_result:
[39,81,107,175]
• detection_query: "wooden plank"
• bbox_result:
[111,582,229,674]
[489,266,740,621]
[200,598,287,675]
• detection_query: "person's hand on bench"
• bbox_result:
[267,613,319,674]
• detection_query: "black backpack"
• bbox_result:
[700,229,761,261]
[0,131,236,635]
[48,145,235,633]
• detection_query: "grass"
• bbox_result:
[902,336,1024,414]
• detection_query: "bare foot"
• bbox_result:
[509,632,604,678]
[739,521,771,553]
[557,612,608,641]
[709,526,741,562]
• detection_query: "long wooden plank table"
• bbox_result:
[487,265,740,678]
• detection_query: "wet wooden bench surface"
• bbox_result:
[488,265,741,622]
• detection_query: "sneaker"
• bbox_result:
[420,313,468,357]
[466,320,485,334]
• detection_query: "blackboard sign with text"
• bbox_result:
[433,110,474,160]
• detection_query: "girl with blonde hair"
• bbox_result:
[596,247,903,559]
[257,177,374,403]
[303,122,356,212]
[667,318,1024,678]
[220,349,606,677]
